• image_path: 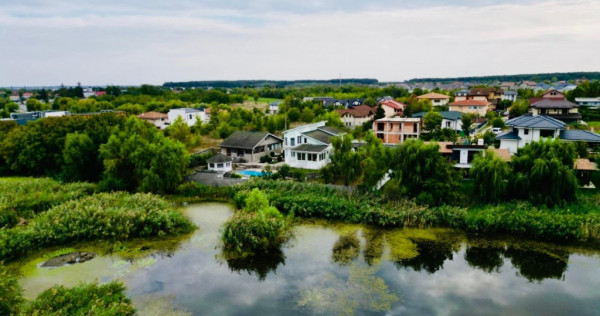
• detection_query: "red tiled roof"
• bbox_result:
[491,148,511,162]
[449,100,490,106]
[136,111,168,120]
[95,91,106,96]
[379,100,406,110]
[336,105,375,118]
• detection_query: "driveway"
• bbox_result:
[189,171,247,187]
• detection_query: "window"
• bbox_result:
[217,163,223,168]
[285,137,287,146]
[291,151,295,157]
[291,138,295,146]
[523,128,529,135]
[210,163,215,168]
[540,129,554,138]
[297,136,302,144]
[304,138,307,144]
[189,114,192,120]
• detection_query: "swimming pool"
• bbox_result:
[237,170,268,177]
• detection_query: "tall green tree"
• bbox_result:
[423,111,443,133]
[62,132,99,182]
[461,113,474,136]
[327,134,362,186]
[471,151,511,203]
[100,117,188,193]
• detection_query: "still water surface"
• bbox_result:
[16,203,600,315]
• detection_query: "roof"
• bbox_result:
[574,158,597,171]
[542,89,565,97]
[491,148,512,162]
[424,141,453,154]
[449,100,490,107]
[412,111,463,121]
[336,105,374,118]
[206,153,233,163]
[504,90,518,95]
[560,130,600,143]
[530,99,578,109]
[318,126,343,135]
[379,100,405,110]
[292,144,329,153]
[303,130,336,144]
[220,131,282,149]
[496,131,521,140]
[174,108,201,113]
[416,92,450,100]
[375,117,421,122]
[469,87,503,96]
[136,111,168,120]
[505,114,566,129]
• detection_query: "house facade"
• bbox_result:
[497,115,565,154]
[416,92,450,107]
[448,100,492,117]
[529,89,581,122]
[283,121,343,170]
[136,111,170,129]
[378,100,405,118]
[206,153,233,173]
[373,117,421,144]
[412,111,463,132]
[220,131,283,163]
[454,87,503,105]
[168,108,207,127]
[502,90,517,102]
[336,105,375,129]
[575,97,600,108]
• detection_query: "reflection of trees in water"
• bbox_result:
[331,231,361,265]
[504,247,569,282]
[221,248,286,281]
[464,246,505,273]
[363,230,384,266]
[395,240,454,274]
[297,264,399,316]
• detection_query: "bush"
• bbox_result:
[20,281,135,315]
[0,192,195,261]
[174,182,232,200]
[0,178,96,228]
[221,189,291,257]
[259,155,272,163]
[0,265,23,316]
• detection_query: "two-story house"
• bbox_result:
[373,117,421,144]
[529,89,581,122]
[416,92,450,107]
[454,87,503,105]
[411,111,463,132]
[220,131,283,163]
[448,100,492,117]
[378,100,405,118]
[283,121,344,169]
[168,108,208,127]
[336,105,375,129]
[136,111,170,129]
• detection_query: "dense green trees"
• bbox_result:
[165,116,201,149]
[62,132,98,182]
[322,134,362,185]
[471,151,511,203]
[461,113,474,136]
[423,111,443,133]
[100,117,188,193]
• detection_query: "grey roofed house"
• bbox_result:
[530,99,578,109]
[560,130,600,143]
[496,131,521,140]
[220,131,281,149]
[504,90,518,96]
[206,153,233,164]
[412,111,463,121]
[505,114,566,129]
[302,126,343,144]
[220,131,283,163]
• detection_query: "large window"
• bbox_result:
[291,138,295,146]
[540,129,555,138]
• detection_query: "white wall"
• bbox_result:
[500,139,519,154]
[441,118,462,131]
[168,109,207,126]
[283,121,332,169]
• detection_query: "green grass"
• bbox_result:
[586,121,600,128]
[257,97,283,104]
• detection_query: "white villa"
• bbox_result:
[168,108,208,126]
[283,121,344,170]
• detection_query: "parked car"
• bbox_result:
[492,127,502,134]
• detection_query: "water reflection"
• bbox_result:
[219,249,286,281]
[395,240,455,274]
[464,246,504,273]
[504,247,568,282]
[331,231,360,265]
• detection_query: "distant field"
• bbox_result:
[257,97,283,104]
[587,121,600,127]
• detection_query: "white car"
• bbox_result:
[492,128,502,134]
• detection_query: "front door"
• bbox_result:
[460,150,468,164]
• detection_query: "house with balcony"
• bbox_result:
[575,97,600,108]
[220,131,283,163]
[448,100,492,117]
[336,105,375,129]
[373,117,421,144]
[529,89,581,122]
[283,121,344,169]
[416,92,450,107]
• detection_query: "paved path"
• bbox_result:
[189,172,247,187]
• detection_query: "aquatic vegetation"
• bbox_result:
[331,231,361,265]
[297,264,399,316]
[0,192,196,261]
[0,177,96,228]
[19,281,135,315]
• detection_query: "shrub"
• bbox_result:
[259,155,272,163]
[221,189,291,257]
[0,192,195,261]
[20,281,135,315]
[174,182,232,200]
[0,265,23,316]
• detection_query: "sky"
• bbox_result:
[1,0,599,86]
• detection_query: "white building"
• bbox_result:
[411,111,463,132]
[576,97,600,108]
[206,153,233,173]
[502,90,517,102]
[136,111,170,129]
[336,105,374,129]
[168,108,207,127]
[283,121,344,170]
[43,111,70,118]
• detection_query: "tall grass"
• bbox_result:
[0,177,96,228]
[0,192,195,261]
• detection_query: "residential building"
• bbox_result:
[268,101,281,115]
[454,87,503,105]
[519,81,538,89]
[43,111,70,118]
[220,131,283,163]
[378,99,405,118]
[9,91,20,102]
[529,89,581,122]
[336,105,375,129]
[416,92,450,107]
[448,100,492,117]
[448,142,486,169]
[500,82,515,90]
[497,114,600,154]
[411,111,463,132]
[373,117,421,144]
[454,90,469,99]
[502,90,517,102]
[168,108,207,126]
[283,121,344,170]
[206,153,233,173]
[575,97,600,108]
[22,92,33,100]
[136,111,170,129]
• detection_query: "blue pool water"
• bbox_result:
[237,170,267,177]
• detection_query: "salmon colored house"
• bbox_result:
[373,117,421,144]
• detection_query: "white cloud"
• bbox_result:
[0,0,599,86]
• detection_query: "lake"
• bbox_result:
[15,203,600,315]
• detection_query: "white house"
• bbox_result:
[497,115,564,154]
[43,111,70,118]
[283,121,344,170]
[268,101,281,115]
[411,111,463,132]
[576,97,600,108]
[502,90,517,102]
[136,111,170,129]
[168,108,207,127]
[206,153,233,173]
[335,105,374,129]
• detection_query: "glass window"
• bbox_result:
[210,163,215,168]
[291,138,295,146]
[524,129,529,135]
[285,137,287,146]
[297,136,301,144]
[217,163,223,168]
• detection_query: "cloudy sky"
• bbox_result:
[1,0,599,86]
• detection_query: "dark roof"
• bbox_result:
[496,131,521,140]
[292,144,329,153]
[530,99,578,109]
[560,130,600,143]
[318,126,343,135]
[220,131,282,149]
[505,114,566,129]
[542,113,582,121]
[412,111,463,120]
[303,130,335,144]
[504,90,518,95]
[336,105,374,118]
[206,153,233,163]
[469,87,503,96]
